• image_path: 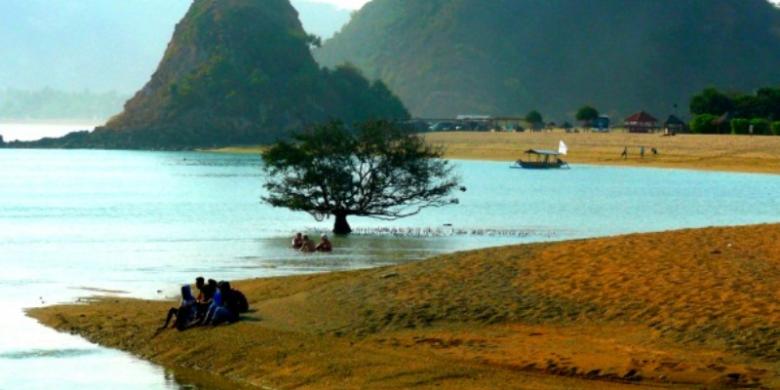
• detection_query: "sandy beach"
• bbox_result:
[28,223,780,389]
[211,131,780,175]
[424,131,780,174]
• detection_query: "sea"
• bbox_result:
[2,124,780,389]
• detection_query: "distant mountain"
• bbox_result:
[0,89,128,121]
[316,0,780,120]
[14,0,407,149]
[292,0,352,39]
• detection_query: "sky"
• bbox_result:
[312,0,778,8]
[311,0,780,9]
[306,0,370,10]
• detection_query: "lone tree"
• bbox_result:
[261,120,460,235]
[525,110,543,127]
[575,105,599,126]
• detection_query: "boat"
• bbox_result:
[513,141,570,169]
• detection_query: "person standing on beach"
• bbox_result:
[640,146,645,159]
[621,146,628,159]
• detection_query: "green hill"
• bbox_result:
[19,0,407,149]
[316,0,780,120]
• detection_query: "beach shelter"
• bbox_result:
[664,115,688,133]
[624,111,658,133]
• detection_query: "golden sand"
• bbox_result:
[424,131,780,174]
[28,224,780,389]
[207,131,780,174]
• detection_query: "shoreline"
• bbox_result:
[6,130,780,176]
[28,223,780,389]
[207,131,780,175]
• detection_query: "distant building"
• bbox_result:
[664,115,688,133]
[592,115,610,132]
[624,111,658,133]
[490,116,526,132]
[456,114,492,121]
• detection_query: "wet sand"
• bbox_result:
[28,224,780,389]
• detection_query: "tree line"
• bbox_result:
[688,87,780,135]
[520,88,780,135]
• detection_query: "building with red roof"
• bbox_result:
[624,111,658,133]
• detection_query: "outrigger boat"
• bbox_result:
[513,141,570,169]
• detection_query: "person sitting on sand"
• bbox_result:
[222,281,249,315]
[202,284,223,325]
[194,277,217,321]
[160,285,198,331]
[204,279,218,301]
[195,276,206,296]
[203,281,248,325]
[316,234,332,252]
[291,232,304,249]
[299,235,316,253]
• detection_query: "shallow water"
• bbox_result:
[2,148,780,389]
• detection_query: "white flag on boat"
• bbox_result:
[558,140,568,155]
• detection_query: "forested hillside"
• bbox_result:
[317,0,780,120]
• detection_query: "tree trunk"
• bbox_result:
[333,212,352,235]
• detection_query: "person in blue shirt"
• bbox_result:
[159,285,198,331]
[203,281,249,326]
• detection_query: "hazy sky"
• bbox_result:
[307,0,370,10]
[315,0,779,8]
[310,0,780,9]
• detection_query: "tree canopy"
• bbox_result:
[317,0,780,119]
[689,86,780,136]
[690,88,735,116]
[525,110,543,125]
[575,106,599,124]
[261,120,460,234]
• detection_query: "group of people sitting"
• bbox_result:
[291,232,332,253]
[160,276,249,331]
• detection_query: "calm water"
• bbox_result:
[2,148,780,389]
